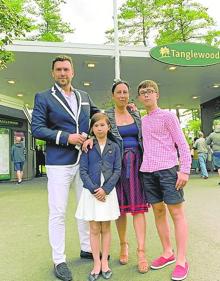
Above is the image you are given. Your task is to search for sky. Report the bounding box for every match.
[61,0,220,44]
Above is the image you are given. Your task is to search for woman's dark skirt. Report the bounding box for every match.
[116,147,150,215]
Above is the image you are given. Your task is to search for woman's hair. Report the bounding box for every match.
[111,80,130,94]
[90,112,111,135]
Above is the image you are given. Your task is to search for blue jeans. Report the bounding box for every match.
[198,153,208,177]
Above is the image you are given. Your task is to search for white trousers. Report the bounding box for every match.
[46,165,90,265]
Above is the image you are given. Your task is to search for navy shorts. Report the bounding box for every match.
[14,162,24,171]
[141,166,184,205]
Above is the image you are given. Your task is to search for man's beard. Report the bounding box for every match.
[56,78,70,88]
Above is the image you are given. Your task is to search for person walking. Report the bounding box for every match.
[31,55,99,281]
[138,80,191,281]
[11,136,25,184]
[76,113,121,281]
[193,132,209,179]
[206,122,220,185]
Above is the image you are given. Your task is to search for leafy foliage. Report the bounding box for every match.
[105,0,220,47]
[27,0,74,42]
[155,0,220,46]
[105,0,156,46]
[0,0,32,69]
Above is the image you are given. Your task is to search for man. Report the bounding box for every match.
[31,55,99,281]
[193,131,209,179]
[206,122,220,185]
[138,80,191,281]
[11,135,25,184]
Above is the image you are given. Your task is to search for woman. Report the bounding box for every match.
[105,80,149,273]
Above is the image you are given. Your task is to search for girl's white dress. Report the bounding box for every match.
[75,144,120,222]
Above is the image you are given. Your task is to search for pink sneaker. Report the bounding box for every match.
[151,254,176,269]
[172,262,189,280]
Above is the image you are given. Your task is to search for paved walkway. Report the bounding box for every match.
[0,174,219,281]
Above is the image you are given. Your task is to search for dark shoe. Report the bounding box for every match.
[80,250,93,259]
[80,250,110,260]
[102,270,112,279]
[203,176,208,179]
[54,262,72,281]
[88,272,100,281]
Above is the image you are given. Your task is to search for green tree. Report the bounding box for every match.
[29,0,74,42]
[105,0,220,47]
[155,0,220,46]
[0,0,31,69]
[105,0,156,46]
[186,119,201,137]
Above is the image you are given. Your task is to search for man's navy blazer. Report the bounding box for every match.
[31,85,99,165]
[80,139,121,195]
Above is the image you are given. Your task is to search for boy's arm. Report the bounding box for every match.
[166,114,191,189]
[166,113,191,175]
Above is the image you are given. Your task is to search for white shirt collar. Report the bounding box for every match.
[55,83,74,97]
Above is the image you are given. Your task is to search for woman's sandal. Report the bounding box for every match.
[119,242,129,265]
[137,248,149,273]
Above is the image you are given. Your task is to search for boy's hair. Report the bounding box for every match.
[52,55,73,70]
[112,80,130,94]
[137,80,159,94]
[90,112,111,135]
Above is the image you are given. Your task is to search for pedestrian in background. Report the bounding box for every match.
[206,122,220,185]
[193,132,208,179]
[11,136,25,184]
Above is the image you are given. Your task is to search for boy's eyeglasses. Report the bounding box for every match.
[139,89,156,96]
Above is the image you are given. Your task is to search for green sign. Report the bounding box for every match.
[150,42,220,66]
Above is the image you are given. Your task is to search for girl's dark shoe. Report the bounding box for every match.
[88,272,100,281]
[102,270,112,279]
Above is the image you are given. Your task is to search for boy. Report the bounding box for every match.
[138,80,191,281]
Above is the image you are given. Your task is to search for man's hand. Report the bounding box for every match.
[82,138,94,152]
[176,172,189,190]
[94,187,106,202]
[68,133,87,145]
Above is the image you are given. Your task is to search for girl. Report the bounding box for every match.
[76,112,121,281]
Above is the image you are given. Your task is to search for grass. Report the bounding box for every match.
[0,174,220,281]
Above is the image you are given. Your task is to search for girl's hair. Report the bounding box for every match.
[111,80,130,94]
[90,112,111,135]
